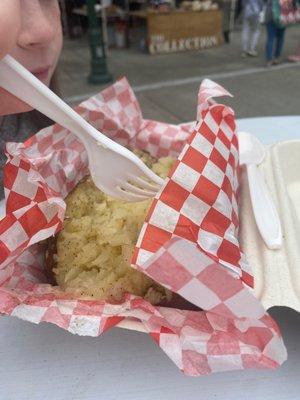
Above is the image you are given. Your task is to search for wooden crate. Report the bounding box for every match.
[147,10,223,55]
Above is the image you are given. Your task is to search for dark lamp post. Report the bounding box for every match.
[87,0,113,84]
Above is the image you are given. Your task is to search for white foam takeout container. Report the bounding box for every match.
[1,140,299,332]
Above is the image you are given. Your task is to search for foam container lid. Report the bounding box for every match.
[239,139,300,312]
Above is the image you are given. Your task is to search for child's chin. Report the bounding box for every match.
[0,89,33,116]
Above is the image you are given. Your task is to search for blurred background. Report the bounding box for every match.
[59,0,300,121]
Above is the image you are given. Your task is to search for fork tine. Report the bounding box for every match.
[117,179,156,197]
[115,186,150,202]
[127,173,162,192]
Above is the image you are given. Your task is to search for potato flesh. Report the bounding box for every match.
[54,155,175,304]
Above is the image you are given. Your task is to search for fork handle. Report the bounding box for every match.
[247,163,282,249]
[0,55,111,146]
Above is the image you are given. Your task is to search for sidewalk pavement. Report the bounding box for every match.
[58,24,300,122]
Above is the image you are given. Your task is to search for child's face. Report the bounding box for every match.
[0,1,21,60]
[0,0,63,116]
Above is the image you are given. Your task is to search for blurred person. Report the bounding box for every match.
[235,0,243,20]
[216,0,232,43]
[265,0,286,66]
[241,0,264,57]
[0,0,63,198]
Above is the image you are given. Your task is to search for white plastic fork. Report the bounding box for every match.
[0,55,163,202]
[238,131,282,249]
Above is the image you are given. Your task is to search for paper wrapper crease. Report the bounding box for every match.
[0,78,287,376]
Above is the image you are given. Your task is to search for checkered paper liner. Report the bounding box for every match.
[133,79,253,287]
[0,78,287,376]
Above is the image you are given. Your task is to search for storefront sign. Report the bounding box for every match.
[149,35,219,54]
[147,10,223,55]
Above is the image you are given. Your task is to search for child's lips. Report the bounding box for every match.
[31,66,51,81]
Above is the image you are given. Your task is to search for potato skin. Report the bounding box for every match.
[44,236,58,286]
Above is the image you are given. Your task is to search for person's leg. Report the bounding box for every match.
[274,27,286,60]
[242,15,250,53]
[249,15,260,53]
[224,30,230,43]
[266,21,276,62]
[235,0,243,20]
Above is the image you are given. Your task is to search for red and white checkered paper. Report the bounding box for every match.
[0,78,287,376]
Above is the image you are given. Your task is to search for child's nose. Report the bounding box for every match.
[18,3,56,49]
